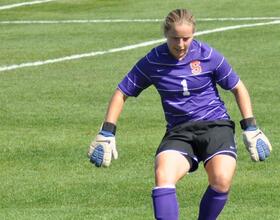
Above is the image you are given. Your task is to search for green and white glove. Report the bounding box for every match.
[88,122,118,167]
[240,117,272,162]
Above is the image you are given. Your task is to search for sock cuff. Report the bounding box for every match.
[153,184,175,190]
[152,186,176,197]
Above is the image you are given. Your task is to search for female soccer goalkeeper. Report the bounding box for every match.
[88,8,272,220]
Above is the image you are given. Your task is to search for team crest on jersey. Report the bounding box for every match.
[190,60,202,74]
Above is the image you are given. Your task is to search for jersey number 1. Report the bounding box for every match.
[181,79,190,96]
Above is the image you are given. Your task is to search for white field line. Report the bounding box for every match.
[0,0,54,10]
[1,20,280,73]
[198,17,280,21]
[1,17,280,24]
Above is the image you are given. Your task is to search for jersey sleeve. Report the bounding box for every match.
[118,57,152,97]
[213,50,240,90]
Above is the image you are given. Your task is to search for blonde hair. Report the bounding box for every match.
[163,9,196,36]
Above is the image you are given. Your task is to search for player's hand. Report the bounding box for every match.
[242,128,272,162]
[88,122,118,167]
[240,117,272,162]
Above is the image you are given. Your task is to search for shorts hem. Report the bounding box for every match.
[204,150,237,165]
[156,149,199,173]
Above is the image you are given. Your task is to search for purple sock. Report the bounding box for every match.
[152,187,179,220]
[198,186,228,220]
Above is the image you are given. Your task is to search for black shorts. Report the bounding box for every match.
[156,120,237,172]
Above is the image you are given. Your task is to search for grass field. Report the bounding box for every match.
[0,0,279,219]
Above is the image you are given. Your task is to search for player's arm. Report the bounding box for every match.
[88,89,128,167]
[104,88,128,124]
[231,80,272,161]
[87,56,152,167]
[231,80,253,119]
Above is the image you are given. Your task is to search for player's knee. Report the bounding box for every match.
[155,167,177,186]
[210,174,232,192]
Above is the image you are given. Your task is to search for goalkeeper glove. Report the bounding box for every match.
[240,117,272,162]
[88,122,118,167]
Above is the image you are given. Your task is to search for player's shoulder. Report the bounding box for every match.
[193,39,222,61]
[134,44,166,64]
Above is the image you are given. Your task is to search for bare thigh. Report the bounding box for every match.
[155,151,191,187]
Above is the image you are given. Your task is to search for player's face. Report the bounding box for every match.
[166,23,194,60]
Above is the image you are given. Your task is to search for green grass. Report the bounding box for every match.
[0,0,279,219]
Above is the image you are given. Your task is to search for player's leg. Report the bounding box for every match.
[198,154,236,220]
[206,154,236,192]
[152,150,191,220]
[155,150,191,186]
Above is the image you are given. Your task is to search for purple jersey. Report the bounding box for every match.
[118,39,240,129]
